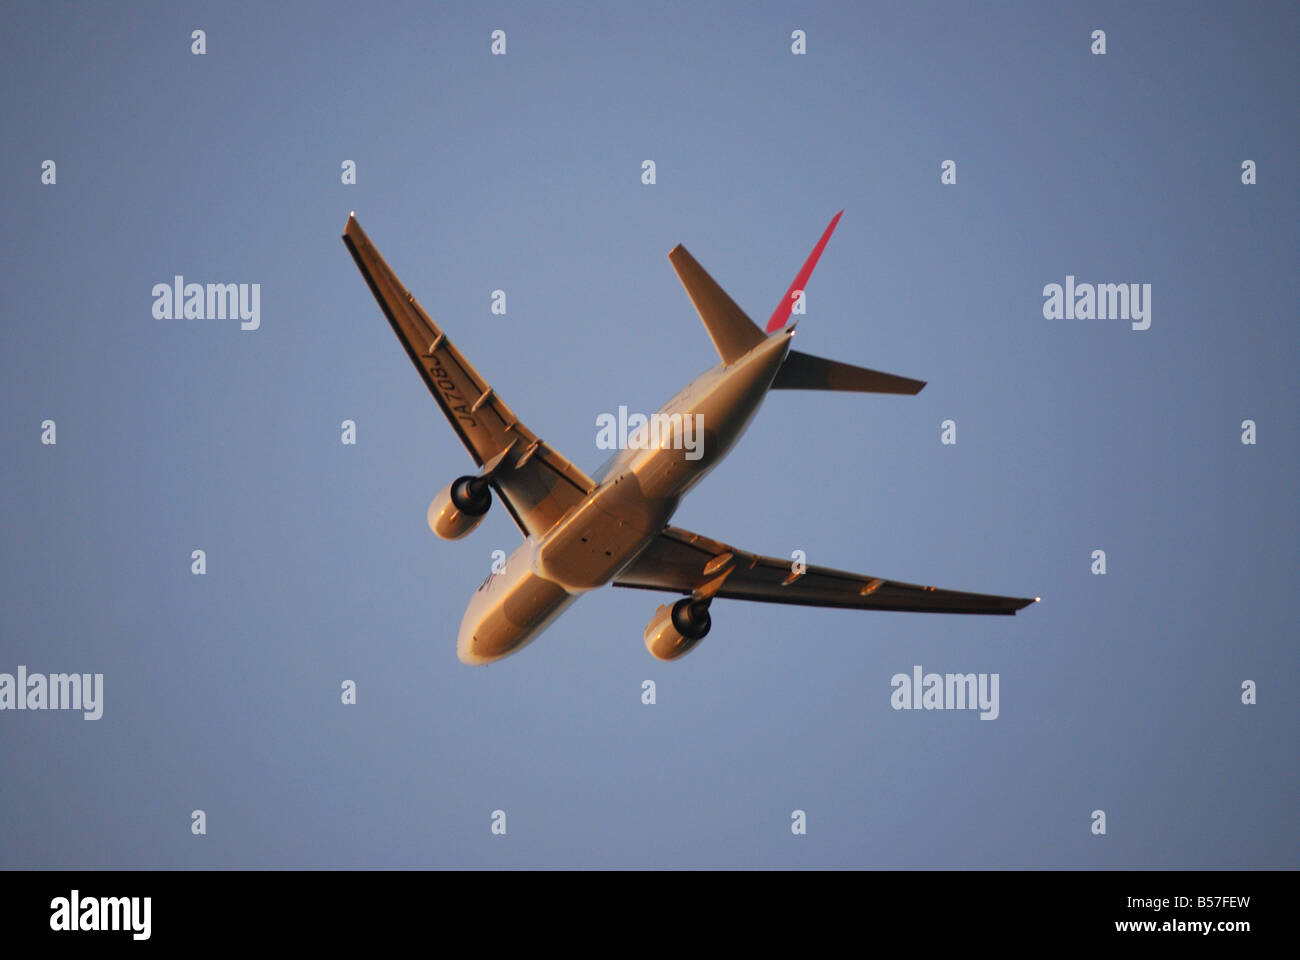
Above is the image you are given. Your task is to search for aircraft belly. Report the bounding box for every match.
[534,485,675,591]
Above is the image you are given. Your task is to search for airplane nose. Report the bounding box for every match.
[456,612,509,665]
[454,593,542,665]
[456,620,484,665]
[456,572,575,665]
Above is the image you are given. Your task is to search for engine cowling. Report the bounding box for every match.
[644,597,711,661]
[427,475,491,540]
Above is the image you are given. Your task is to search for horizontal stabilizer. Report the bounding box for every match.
[668,245,766,365]
[771,350,926,395]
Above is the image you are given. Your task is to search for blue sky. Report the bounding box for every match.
[1,0,1295,867]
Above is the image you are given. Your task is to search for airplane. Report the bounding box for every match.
[342,211,1037,665]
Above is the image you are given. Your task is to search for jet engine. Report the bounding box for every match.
[427,475,492,540]
[644,597,712,661]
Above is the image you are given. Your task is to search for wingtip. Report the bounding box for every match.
[343,212,371,245]
[1009,595,1039,614]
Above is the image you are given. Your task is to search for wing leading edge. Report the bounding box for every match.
[342,214,595,538]
[614,526,1037,615]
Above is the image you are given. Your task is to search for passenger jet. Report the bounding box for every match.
[342,212,1037,665]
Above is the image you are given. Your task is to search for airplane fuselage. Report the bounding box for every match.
[456,329,795,664]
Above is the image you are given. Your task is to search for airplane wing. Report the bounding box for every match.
[613,526,1037,615]
[342,215,596,537]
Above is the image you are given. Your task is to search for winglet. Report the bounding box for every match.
[766,210,843,333]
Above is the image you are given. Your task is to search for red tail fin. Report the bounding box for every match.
[765,210,843,333]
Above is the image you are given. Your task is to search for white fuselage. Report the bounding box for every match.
[456,329,794,664]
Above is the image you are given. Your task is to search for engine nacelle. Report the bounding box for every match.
[644,597,711,661]
[427,475,491,540]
